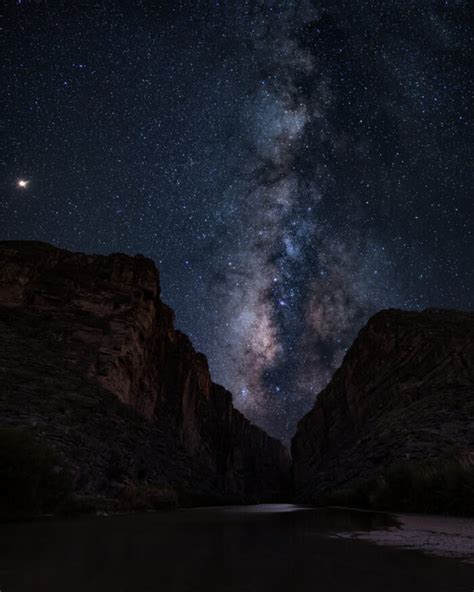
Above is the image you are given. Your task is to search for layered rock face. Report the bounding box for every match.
[0,241,289,502]
[292,309,474,502]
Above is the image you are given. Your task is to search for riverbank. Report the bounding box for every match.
[334,510,474,564]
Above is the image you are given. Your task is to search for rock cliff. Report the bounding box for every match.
[0,241,289,503]
[292,309,474,502]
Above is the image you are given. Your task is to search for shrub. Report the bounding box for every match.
[58,495,120,516]
[319,455,474,516]
[0,427,73,519]
[118,483,178,511]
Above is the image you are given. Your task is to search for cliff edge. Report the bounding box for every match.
[292,308,474,502]
[0,240,289,505]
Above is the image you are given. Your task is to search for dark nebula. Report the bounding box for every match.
[1,1,472,440]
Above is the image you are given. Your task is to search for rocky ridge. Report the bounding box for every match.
[292,308,474,502]
[0,241,290,503]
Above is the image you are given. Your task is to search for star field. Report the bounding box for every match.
[1,1,472,441]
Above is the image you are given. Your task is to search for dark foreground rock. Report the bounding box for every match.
[292,308,474,503]
[0,241,290,509]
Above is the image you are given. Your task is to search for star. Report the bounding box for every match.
[2,2,471,442]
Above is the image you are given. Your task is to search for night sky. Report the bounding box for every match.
[2,1,472,441]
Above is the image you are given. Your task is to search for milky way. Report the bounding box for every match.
[2,1,472,441]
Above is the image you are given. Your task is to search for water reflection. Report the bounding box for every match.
[192,503,312,513]
[0,505,472,592]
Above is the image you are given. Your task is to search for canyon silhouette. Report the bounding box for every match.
[1,1,472,591]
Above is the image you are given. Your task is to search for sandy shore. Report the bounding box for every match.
[335,512,474,564]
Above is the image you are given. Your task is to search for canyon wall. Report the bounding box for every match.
[0,241,289,503]
[292,309,474,502]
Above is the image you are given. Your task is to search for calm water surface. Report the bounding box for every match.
[0,504,472,591]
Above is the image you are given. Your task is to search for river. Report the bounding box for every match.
[0,504,472,591]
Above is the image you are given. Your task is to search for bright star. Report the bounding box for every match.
[17,179,30,189]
